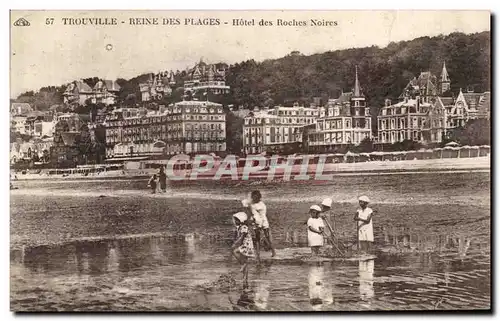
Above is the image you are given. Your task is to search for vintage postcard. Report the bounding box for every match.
[9,10,491,312]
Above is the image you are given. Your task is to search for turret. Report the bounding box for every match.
[440,61,451,94]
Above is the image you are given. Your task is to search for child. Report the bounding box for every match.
[354,195,374,253]
[231,212,255,287]
[307,205,325,256]
[245,190,276,260]
[148,174,158,194]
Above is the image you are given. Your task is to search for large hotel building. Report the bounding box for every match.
[377,62,491,145]
[103,100,226,160]
[305,68,372,152]
[243,105,319,154]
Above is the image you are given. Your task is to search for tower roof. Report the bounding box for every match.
[441,61,450,82]
[353,65,363,97]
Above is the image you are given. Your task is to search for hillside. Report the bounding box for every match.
[224,31,490,108]
[15,31,490,112]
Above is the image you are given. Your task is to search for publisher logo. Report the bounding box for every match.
[13,18,30,27]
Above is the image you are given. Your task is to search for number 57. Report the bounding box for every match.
[46,18,54,25]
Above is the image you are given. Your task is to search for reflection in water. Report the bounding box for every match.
[234,288,256,310]
[107,242,120,273]
[381,226,477,258]
[359,259,375,305]
[308,264,333,310]
[12,229,490,311]
[19,235,199,276]
[254,280,270,310]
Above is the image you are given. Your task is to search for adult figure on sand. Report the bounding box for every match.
[354,196,375,254]
[158,166,167,193]
[243,190,276,262]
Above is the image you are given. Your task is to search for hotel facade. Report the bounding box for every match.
[103,100,226,160]
[243,104,319,154]
[377,63,491,145]
[305,68,372,153]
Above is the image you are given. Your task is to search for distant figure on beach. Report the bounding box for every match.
[231,211,255,288]
[244,190,276,260]
[319,198,333,244]
[320,198,332,220]
[158,166,167,193]
[307,205,325,256]
[148,174,158,194]
[354,196,374,254]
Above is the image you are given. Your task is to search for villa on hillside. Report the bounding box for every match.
[63,79,121,107]
[377,62,491,146]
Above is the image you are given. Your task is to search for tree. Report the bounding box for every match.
[355,137,375,153]
[446,118,490,146]
[225,111,244,154]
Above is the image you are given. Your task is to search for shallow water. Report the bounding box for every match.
[10,171,490,311]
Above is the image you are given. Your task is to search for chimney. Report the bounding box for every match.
[385,99,391,107]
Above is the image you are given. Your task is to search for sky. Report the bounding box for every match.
[10,10,490,98]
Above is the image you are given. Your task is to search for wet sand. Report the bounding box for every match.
[10,171,490,311]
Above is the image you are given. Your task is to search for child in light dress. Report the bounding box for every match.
[231,212,255,287]
[307,205,325,256]
[354,195,374,253]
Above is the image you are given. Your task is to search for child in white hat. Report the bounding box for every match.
[354,196,374,253]
[307,205,325,256]
[231,211,255,287]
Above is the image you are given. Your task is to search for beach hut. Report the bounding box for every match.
[344,151,359,163]
[369,151,384,161]
[359,153,371,162]
[442,146,459,158]
[479,145,490,157]
[432,147,443,159]
[445,141,460,147]
[467,145,480,158]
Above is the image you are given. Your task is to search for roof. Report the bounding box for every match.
[379,99,432,115]
[477,92,491,116]
[231,109,251,118]
[328,92,353,105]
[273,105,318,112]
[60,132,81,146]
[353,66,363,97]
[400,71,438,98]
[441,62,450,82]
[11,103,33,115]
[440,97,454,106]
[94,80,121,92]
[246,111,278,119]
[174,100,222,107]
[462,92,483,107]
[64,80,93,94]
[26,110,47,118]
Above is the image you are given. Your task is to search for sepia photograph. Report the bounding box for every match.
[9,10,491,312]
